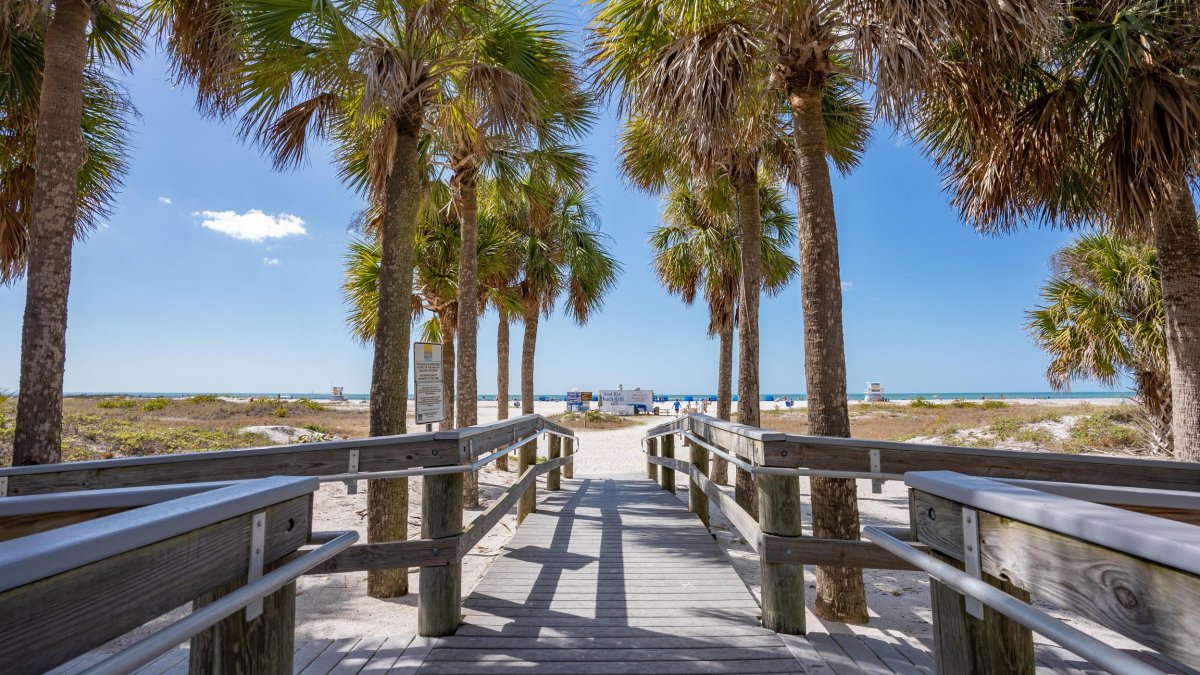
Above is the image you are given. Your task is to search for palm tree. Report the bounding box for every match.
[427,5,590,439]
[235,0,557,596]
[590,0,1042,623]
[915,0,1200,461]
[5,1,139,465]
[1029,232,1174,454]
[500,181,620,417]
[648,175,800,486]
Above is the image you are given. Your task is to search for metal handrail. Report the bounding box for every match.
[80,530,359,675]
[862,526,1160,675]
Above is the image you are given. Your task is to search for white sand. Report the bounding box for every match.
[89,400,1142,658]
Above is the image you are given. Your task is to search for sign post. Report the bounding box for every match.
[414,342,445,429]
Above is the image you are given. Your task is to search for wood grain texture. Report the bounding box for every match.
[757,473,805,634]
[648,455,761,551]
[419,473,462,637]
[189,571,296,675]
[915,490,1200,670]
[563,438,574,480]
[0,507,128,541]
[0,497,310,675]
[646,437,658,481]
[309,537,459,573]
[689,436,710,528]
[660,434,676,494]
[761,534,923,571]
[518,439,537,524]
[928,552,1034,675]
[547,435,561,492]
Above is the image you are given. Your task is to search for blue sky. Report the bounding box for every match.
[0,10,1105,396]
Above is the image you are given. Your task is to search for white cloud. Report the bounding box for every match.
[194,209,307,242]
[263,257,281,266]
[157,196,173,205]
[841,280,854,291]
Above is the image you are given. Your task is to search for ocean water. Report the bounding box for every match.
[65,390,1134,402]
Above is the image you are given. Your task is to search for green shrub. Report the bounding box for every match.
[1069,413,1139,450]
[949,400,979,409]
[908,397,937,409]
[987,418,1022,440]
[296,398,324,412]
[981,400,1010,409]
[141,398,171,412]
[187,394,220,404]
[1013,427,1054,445]
[273,406,289,418]
[302,423,330,434]
[97,398,137,409]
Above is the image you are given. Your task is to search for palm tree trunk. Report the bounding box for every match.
[11,0,91,467]
[364,118,422,598]
[453,165,480,507]
[496,308,510,471]
[521,303,539,416]
[789,85,867,623]
[732,163,761,519]
[712,312,733,486]
[1153,182,1200,462]
[440,311,456,432]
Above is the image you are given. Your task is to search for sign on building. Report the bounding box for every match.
[413,342,444,425]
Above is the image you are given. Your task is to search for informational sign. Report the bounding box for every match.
[566,391,594,411]
[413,342,444,425]
[598,388,653,412]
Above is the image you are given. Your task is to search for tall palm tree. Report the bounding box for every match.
[649,175,800,485]
[915,0,1200,461]
[590,0,1045,623]
[1028,232,1174,454]
[500,181,620,417]
[428,5,590,440]
[5,1,139,465]
[235,0,554,596]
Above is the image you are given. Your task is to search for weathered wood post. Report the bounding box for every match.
[914,492,1034,674]
[563,437,574,479]
[547,434,562,491]
[419,465,463,636]
[518,435,538,523]
[660,434,676,494]
[646,436,658,482]
[689,436,709,528]
[757,467,805,634]
[190,576,296,674]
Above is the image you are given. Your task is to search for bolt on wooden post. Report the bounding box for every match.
[547,435,562,491]
[660,434,676,493]
[756,447,805,634]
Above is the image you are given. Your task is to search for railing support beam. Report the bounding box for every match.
[929,553,1035,675]
[518,437,537,523]
[189,571,295,675]
[757,473,805,634]
[547,435,562,491]
[689,436,709,528]
[563,437,574,480]
[418,473,462,637]
[660,434,675,494]
[646,437,658,482]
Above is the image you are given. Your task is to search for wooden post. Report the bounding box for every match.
[418,473,462,637]
[689,437,709,528]
[660,434,676,494]
[757,473,805,634]
[190,576,295,674]
[563,437,574,479]
[930,553,1035,675]
[518,437,537,523]
[547,435,561,491]
[646,437,658,481]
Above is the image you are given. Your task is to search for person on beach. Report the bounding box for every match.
[673,400,681,416]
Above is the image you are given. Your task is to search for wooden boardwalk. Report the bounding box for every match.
[418,477,809,674]
[47,476,1199,674]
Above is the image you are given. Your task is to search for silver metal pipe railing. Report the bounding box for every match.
[677,431,903,481]
[81,530,359,675]
[862,526,1160,675]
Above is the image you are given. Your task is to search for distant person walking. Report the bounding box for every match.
[673,400,681,416]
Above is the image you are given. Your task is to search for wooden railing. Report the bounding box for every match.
[0,476,353,675]
[874,470,1200,673]
[0,413,577,672]
[642,414,1200,637]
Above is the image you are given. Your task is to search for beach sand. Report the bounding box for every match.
[82,398,1142,661]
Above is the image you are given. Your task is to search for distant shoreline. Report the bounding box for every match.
[62,390,1135,403]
